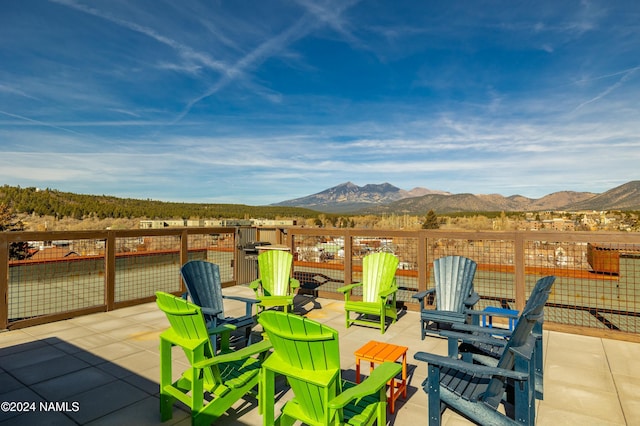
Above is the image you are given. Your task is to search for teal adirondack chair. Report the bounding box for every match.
[258,311,402,426]
[337,252,399,334]
[250,250,300,313]
[414,275,555,426]
[447,276,556,400]
[155,292,271,426]
[181,260,258,353]
[412,255,479,339]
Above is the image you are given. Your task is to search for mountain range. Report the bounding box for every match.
[272,181,640,214]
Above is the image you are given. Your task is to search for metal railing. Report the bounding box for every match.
[0,227,243,329]
[2,227,640,342]
[285,228,640,342]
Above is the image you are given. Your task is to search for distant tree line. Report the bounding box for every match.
[0,185,320,221]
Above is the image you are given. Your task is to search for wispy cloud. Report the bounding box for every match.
[50,0,228,74]
[0,110,88,137]
[574,66,640,110]
[174,1,363,123]
[0,84,40,100]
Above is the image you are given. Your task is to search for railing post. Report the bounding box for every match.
[105,231,116,311]
[0,233,8,329]
[418,234,428,292]
[514,232,526,311]
[180,229,189,265]
[180,229,189,292]
[288,232,295,255]
[344,231,353,284]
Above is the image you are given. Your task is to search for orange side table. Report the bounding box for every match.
[354,340,408,414]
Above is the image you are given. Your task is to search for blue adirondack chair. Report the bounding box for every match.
[446,276,556,400]
[181,260,258,353]
[413,255,479,339]
[414,275,555,425]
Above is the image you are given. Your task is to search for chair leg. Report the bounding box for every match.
[159,339,175,421]
[245,326,252,346]
[377,386,387,425]
[427,365,441,426]
[159,393,174,422]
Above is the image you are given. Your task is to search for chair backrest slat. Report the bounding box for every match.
[433,256,477,311]
[361,252,399,303]
[258,250,294,297]
[181,260,225,320]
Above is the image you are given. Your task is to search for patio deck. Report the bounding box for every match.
[1,285,639,425]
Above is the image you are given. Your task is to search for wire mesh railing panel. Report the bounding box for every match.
[189,232,236,283]
[3,228,640,340]
[8,239,105,323]
[350,235,419,303]
[114,235,181,302]
[293,234,345,295]
[528,240,640,333]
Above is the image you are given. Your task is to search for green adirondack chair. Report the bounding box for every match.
[413,275,555,426]
[258,311,402,426]
[337,251,400,333]
[250,250,300,313]
[155,291,272,426]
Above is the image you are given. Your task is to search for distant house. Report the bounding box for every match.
[139,219,186,229]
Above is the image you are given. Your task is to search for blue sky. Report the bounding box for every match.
[1,0,639,205]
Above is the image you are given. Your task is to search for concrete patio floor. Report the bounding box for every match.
[1,285,639,425]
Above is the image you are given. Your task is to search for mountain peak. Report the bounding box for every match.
[272,182,440,213]
[272,181,640,214]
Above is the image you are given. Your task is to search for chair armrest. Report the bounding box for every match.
[336,283,362,294]
[465,308,520,322]
[194,340,272,368]
[451,322,513,337]
[249,279,261,290]
[207,323,236,336]
[441,329,509,347]
[412,288,435,301]
[223,295,258,318]
[328,362,402,409]
[290,278,300,290]
[379,285,398,298]
[414,351,529,381]
[222,295,259,306]
[201,307,224,317]
[464,291,481,307]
